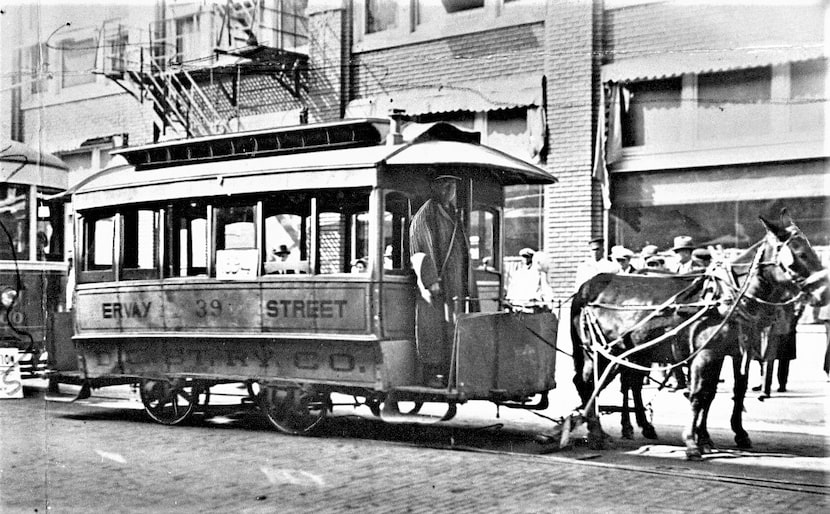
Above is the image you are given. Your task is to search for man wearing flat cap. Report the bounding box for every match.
[410,174,472,388]
[506,247,552,310]
[691,248,712,271]
[574,237,619,288]
[610,245,636,274]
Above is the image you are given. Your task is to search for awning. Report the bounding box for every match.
[346,74,543,117]
[602,44,825,83]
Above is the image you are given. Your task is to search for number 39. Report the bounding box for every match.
[195,299,222,318]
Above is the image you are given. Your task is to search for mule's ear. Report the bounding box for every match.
[759,215,789,241]
[779,208,795,228]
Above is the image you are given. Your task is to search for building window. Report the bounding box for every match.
[442,0,484,13]
[366,0,397,33]
[27,43,48,94]
[697,66,771,140]
[790,59,825,133]
[173,16,196,64]
[622,78,682,148]
[417,0,483,25]
[61,38,96,88]
[273,0,308,49]
[104,28,128,74]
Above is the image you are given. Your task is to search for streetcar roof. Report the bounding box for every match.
[71,119,555,210]
[0,139,69,189]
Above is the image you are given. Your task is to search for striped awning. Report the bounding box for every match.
[602,44,825,83]
[346,75,543,117]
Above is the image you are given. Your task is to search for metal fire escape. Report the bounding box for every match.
[99,0,308,141]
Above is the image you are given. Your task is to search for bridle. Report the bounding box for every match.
[745,229,825,308]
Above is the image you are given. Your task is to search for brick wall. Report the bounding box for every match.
[605,3,823,61]
[21,93,153,154]
[543,0,600,298]
[306,6,348,123]
[351,23,545,99]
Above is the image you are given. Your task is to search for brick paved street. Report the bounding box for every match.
[0,385,827,514]
[0,327,826,513]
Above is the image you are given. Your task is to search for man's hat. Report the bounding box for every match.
[672,236,695,252]
[274,244,290,256]
[610,245,634,260]
[692,248,712,261]
[433,174,462,182]
[519,248,535,258]
[641,244,659,257]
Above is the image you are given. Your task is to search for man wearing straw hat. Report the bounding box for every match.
[669,235,695,274]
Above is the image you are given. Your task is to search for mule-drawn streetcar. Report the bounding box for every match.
[65,118,560,434]
[1,140,71,379]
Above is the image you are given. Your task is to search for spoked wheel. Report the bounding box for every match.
[140,378,203,425]
[258,385,329,435]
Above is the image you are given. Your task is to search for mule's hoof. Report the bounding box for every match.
[587,433,610,450]
[621,427,634,440]
[685,448,702,461]
[642,425,658,440]
[735,434,752,449]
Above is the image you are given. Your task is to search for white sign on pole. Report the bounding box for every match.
[0,348,24,399]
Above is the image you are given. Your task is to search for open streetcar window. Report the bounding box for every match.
[263,193,310,275]
[79,212,116,283]
[0,184,29,260]
[383,191,410,274]
[167,202,208,277]
[122,208,159,280]
[316,189,370,274]
[36,188,65,262]
[470,208,498,272]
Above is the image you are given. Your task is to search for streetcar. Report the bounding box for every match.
[0,139,72,378]
[65,118,560,434]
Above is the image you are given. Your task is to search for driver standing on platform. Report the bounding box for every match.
[410,174,470,388]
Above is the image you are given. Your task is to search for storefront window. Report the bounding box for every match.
[611,197,829,254]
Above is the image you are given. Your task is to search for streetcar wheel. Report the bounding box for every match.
[140,378,201,426]
[259,386,328,435]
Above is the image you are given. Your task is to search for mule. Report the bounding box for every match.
[571,210,829,460]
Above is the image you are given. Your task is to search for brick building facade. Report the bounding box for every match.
[1,0,826,299]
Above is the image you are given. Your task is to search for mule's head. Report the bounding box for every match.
[759,209,830,307]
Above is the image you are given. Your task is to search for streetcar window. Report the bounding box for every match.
[79,213,116,283]
[36,189,65,262]
[383,191,410,274]
[168,202,208,277]
[0,184,29,260]
[122,208,159,280]
[470,208,497,272]
[316,189,370,274]
[214,203,257,278]
[262,192,311,275]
